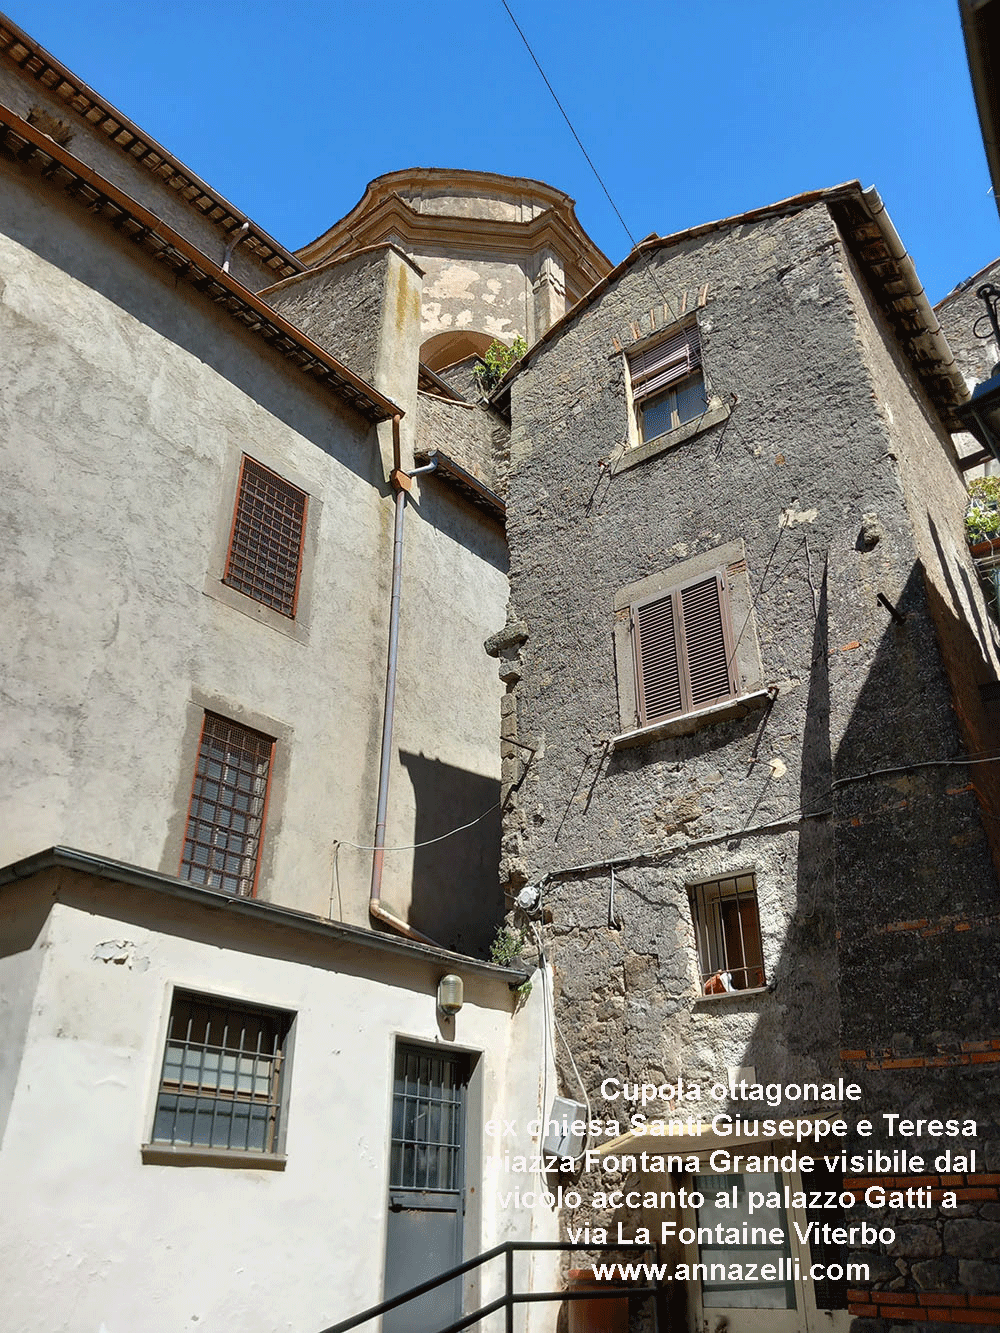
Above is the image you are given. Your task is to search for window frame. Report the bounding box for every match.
[616,318,731,473]
[222,454,308,620]
[203,450,319,643]
[144,988,294,1167]
[687,872,767,995]
[178,712,276,899]
[637,371,709,442]
[631,568,739,726]
[612,540,768,743]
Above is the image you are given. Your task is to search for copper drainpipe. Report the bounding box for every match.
[369,415,438,943]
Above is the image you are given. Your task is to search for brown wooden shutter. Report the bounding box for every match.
[633,569,736,724]
[628,323,701,400]
[679,574,735,708]
[634,592,683,723]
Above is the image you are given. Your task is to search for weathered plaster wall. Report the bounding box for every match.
[397,184,551,225]
[414,250,535,343]
[0,158,504,953]
[0,871,558,1333]
[0,56,281,292]
[498,201,1000,1299]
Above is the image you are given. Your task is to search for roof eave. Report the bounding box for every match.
[0,104,399,423]
[0,846,528,984]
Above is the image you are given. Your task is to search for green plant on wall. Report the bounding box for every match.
[966,476,1000,544]
[489,924,533,1002]
[489,924,524,966]
[472,336,527,394]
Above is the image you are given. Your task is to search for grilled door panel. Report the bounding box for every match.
[383,1045,468,1333]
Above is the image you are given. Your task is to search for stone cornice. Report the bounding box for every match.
[299,169,611,297]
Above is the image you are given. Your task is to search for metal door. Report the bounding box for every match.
[383,1044,468,1333]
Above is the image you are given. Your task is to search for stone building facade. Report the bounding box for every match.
[494,184,1000,1332]
[0,14,565,1333]
[3,8,1000,1333]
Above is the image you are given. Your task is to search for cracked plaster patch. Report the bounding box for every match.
[92,939,150,971]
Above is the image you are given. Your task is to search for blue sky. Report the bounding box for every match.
[6,0,998,306]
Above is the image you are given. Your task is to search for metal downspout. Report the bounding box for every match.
[369,415,439,942]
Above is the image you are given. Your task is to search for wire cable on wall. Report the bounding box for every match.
[333,801,500,853]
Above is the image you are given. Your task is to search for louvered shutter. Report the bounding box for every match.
[679,574,735,708]
[628,324,702,401]
[634,593,683,723]
[633,570,736,724]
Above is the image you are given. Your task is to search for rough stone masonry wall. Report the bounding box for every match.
[260,247,391,386]
[828,232,1000,1332]
[936,257,1000,390]
[415,391,500,489]
[934,256,1000,485]
[499,201,1000,1328]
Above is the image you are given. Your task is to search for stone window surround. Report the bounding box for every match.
[160,689,294,898]
[614,318,731,474]
[140,983,296,1170]
[612,539,768,747]
[203,447,323,645]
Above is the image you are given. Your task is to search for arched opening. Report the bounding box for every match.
[420,330,497,373]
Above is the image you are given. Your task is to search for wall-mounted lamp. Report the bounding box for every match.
[437,974,464,1015]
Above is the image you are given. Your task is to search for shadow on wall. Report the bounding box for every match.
[831,558,1000,1057]
[738,561,840,1084]
[399,752,503,959]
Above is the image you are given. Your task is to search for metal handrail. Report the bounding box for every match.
[318,1239,660,1333]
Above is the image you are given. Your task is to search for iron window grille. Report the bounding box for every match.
[179,713,274,897]
[688,873,766,993]
[390,1045,464,1193]
[151,991,291,1153]
[631,570,738,724]
[223,456,307,618]
[628,322,707,442]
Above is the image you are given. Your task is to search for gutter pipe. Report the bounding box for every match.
[369,416,439,942]
[860,186,968,409]
[222,220,250,275]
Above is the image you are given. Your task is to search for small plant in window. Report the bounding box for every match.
[472,336,527,394]
[966,476,1000,545]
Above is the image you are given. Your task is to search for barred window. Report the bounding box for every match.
[152,992,291,1153]
[223,457,307,618]
[689,873,766,993]
[179,714,274,897]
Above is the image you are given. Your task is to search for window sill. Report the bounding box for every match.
[141,1143,287,1170]
[203,578,309,645]
[614,398,731,474]
[692,986,769,1007]
[612,688,773,748]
